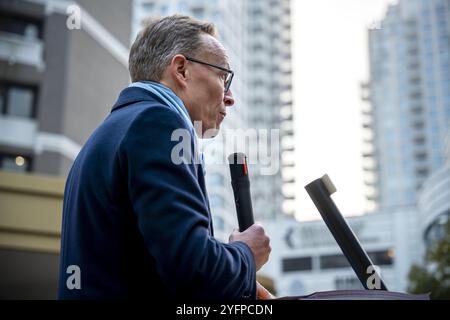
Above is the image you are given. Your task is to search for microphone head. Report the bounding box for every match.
[228,152,248,180]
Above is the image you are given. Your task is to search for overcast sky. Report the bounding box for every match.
[291,0,397,221]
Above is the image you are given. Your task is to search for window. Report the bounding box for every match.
[320,254,351,270]
[414,152,427,161]
[0,13,43,39]
[412,121,424,130]
[8,87,35,117]
[416,168,429,178]
[142,2,154,13]
[0,86,5,113]
[0,83,37,118]
[0,154,32,172]
[320,250,394,270]
[282,257,312,272]
[413,136,425,145]
[368,250,394,266]
[191,7,204,19]
[251,7,263,17]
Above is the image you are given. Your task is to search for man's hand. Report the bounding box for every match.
[229,223,271,271]
[256,281,276,300]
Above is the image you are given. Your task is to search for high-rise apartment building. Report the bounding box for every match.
[362,0,450,210]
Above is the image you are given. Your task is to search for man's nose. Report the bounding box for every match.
[224,89,235,107]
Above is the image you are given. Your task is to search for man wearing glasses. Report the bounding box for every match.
[58,15,272,300]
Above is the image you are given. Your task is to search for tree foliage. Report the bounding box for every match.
[408,221,450,299]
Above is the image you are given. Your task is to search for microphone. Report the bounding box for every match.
[305,174,388,291]
[228,153,255,231]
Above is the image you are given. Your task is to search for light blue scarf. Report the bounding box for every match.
[129,81,193,133]
[128,81,205,175]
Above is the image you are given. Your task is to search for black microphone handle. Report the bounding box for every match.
[228,153,255,232]
[231,178,255,231]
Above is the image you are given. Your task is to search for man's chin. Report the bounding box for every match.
[201,125,220,139]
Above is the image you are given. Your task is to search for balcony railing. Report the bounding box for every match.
[0,31,44,69]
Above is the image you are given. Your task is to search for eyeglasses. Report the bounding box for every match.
[185,56,234,93]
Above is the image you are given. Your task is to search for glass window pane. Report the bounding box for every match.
[0,14,42,38]
[0,155,29,173]
[282,257,312,272]
[368,250,394,266]
[0,86,5,113]
[142,2,154,13]
[320,254,351,270]
[191,7,204,19]
[7,87,34,118]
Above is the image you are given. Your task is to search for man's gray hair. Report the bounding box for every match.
[129,14,217,82]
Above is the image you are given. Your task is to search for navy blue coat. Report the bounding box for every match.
[57,86,256,300]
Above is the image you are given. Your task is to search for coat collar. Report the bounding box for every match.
[111,86,167,113]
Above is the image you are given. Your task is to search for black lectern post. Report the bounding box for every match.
[305,174,387,290]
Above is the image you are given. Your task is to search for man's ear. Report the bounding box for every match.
[170,54,189,90]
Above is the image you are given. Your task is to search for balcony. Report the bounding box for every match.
[0,31,44,69]
[364,178,378,187]
[282,145,295,153]
[360,90,371,102]
[365,194,379,202]
[361,142,375,156]
[362,164,378,172]
[0,115,37,150]
[362,116,373,129]
[283,177,296,184]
